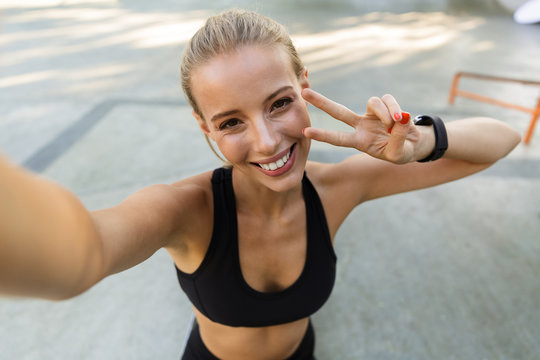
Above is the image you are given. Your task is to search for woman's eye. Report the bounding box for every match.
[271,98,292,112]
[219,118,240,130]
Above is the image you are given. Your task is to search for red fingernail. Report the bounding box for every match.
[388,126,393,134]
[393,113,400,120]
[400,112,410,124]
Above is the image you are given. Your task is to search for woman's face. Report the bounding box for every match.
[191,44,311,192]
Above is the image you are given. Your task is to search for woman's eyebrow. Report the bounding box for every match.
[210,86,294,123]
[264,85,293,103]
[210,109,240,123]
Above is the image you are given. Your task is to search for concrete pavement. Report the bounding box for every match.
[1,1,539,359]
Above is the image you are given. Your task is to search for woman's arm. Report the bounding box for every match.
[439,117,521,163]
[0,154,104,299]
[355,117,520,202]
[0,154,204,300]
[302,88,521,204]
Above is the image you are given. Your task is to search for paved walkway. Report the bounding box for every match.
[1,1,539,359]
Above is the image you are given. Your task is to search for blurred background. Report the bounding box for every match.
[0,0,539,359]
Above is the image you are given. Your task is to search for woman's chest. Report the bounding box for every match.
[236,211,307,293]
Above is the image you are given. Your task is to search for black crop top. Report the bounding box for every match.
[175,167,337,327]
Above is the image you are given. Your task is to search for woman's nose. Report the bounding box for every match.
[251,117,280,155]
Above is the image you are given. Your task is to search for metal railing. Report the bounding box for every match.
[448,71,540,144]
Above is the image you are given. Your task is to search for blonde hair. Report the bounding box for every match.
[180,9,304,118]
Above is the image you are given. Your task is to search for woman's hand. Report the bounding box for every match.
[301,88,426,164]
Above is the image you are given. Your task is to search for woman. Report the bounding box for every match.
[0,9,520,360]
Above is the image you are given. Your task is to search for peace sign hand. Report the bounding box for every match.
[301,88,421,164]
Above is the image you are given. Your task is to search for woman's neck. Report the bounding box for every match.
[231,167,303,219]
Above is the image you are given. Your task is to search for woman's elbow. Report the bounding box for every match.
[499,121,522,157]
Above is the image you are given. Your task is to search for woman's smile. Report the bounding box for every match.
[252,144,296,176]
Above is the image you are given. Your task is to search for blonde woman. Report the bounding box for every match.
[0,9,520,360]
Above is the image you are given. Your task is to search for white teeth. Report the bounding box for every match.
[258,148,292,171]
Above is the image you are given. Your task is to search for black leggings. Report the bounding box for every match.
[181,319,316,360]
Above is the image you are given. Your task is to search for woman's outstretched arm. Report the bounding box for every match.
[0,154,204,300]
[0,154,104,299]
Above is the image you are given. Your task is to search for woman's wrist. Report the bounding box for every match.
[412,115,448,162]
[413,124,436,162]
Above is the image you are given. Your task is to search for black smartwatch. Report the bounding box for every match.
[414,115,448,162]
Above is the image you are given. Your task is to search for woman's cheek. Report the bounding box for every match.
[219,135,247,163]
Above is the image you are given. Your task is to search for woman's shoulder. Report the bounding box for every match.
[167,170,215,222]
[119,170,215,242]
[305,154,373,190]
[128,170,214,208]
[170,169,214,198]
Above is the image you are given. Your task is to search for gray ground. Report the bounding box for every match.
[0,0,539,359]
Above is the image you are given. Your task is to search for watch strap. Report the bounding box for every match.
[414,115,448,162]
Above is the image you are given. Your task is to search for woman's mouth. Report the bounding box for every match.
[252,144,296,176]
[258,150,291,171]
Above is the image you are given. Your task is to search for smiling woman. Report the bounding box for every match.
[0,8,521,360]
[188,43,311,193]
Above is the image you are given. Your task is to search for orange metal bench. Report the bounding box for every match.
[448,71,540,144]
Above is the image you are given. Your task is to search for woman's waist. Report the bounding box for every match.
[194,307,310,360]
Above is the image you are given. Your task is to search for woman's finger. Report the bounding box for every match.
[384,112,413,163]
[381,93,403,126]
[301,88,359,127]
[385,123,408,161]
[303,127,357,148]
[366,96,395,129]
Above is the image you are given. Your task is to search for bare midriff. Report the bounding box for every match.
[193,307,309,360]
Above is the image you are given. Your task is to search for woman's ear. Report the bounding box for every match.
[299,67,311,107]
[193,110,214,140]
[299,67,310,90]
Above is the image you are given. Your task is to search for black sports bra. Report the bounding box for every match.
[175,167,337,327]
